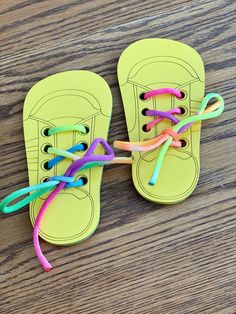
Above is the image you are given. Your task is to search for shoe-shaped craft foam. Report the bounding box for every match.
[23,70,112,245]
[117,39,205,204]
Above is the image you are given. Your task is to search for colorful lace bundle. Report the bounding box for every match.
[0,129,131,271]
[114,89,224,185]
[0,89,224,271]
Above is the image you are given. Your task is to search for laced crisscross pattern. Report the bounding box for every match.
[0,124,132,271]
[114,88,224,185]
[0,91,225,272]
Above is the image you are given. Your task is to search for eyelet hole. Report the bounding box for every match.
[43,161,51,170]
[178,106,187,115]
[78,176,88,185]
[81,142,88,151]
[80,125,89,135]
[142,124,150,132]
[41,177,50,183]
[139,92,149,101]
[139,92,146,100]
[180,139,188,148]
[84,126,89,133]
[179,90,187,100]
[42,144,52,153]
[42,127,50,137]
[142,108,149,116]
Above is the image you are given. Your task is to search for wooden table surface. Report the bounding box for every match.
[0,0,236,313]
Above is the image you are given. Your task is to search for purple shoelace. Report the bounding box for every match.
[34,138,115,272]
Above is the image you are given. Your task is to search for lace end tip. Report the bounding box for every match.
[149,174,158,185]
[45,265,52,272]
[41,260,52,272]
[148,180,155,186]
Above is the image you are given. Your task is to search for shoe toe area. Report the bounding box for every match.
[134,151,199,204]
[30,189,98,245]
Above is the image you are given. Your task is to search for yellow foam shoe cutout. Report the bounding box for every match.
[23,71,112,245]
[117,39,205,204]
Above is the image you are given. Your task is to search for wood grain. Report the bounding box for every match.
[0,0,236,313]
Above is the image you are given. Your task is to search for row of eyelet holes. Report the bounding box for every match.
[140,90,188,148]
[40,126,90,184]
